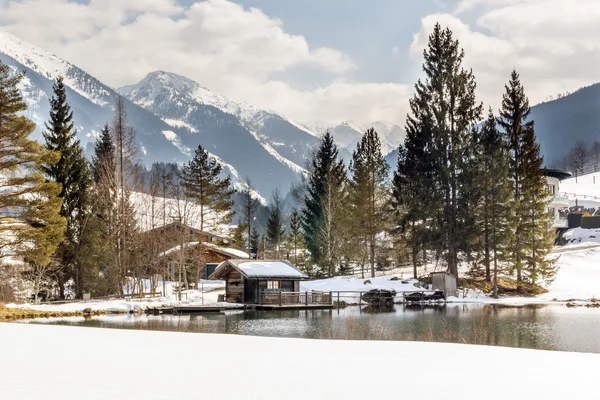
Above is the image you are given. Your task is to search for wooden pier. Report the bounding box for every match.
[147,305,243,315]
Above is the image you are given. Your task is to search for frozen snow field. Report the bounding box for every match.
[0,323,599,400]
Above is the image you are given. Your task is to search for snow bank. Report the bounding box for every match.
[0,323,598,400]
[563,227,600,247]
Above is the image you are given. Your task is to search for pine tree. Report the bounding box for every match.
[89,124,119,294]
[42,76,92,298]
[405,23,483,276]
[288,208,303,265]
[521,128,557,285]
[302,132,347,276]
[183,144,234,283]
[240,177,259,253]
[266,189,285,259]
[349,128,390,278]
[250,228,261,257]
[478,109,514,295]
[0,61,66,269]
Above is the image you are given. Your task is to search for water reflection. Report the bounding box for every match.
[21,304,600,353]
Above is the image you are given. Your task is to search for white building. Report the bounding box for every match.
[543,169,572,229]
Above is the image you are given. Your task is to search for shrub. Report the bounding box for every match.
[568,212,588,229]
[581,215,600,229]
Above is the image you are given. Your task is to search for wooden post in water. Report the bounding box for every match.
[305,291,309,306]
[279,291,282,306]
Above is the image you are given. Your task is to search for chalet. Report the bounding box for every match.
[209,259,309,304]
[160,242,249,280]
[543,168,572,230]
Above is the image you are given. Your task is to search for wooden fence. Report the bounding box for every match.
[261,291,333,306]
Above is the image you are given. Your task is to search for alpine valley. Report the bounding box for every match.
[0,29,405,198]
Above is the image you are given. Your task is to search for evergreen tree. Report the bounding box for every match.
[240,177,259,253]
[42,77,92,297]
[89,124,119,294]
[302,132,347,276]
[250,228,261,256]
[349,128,390,278]
[498,70,556,287]
[266,189,285,259]
[0,61,66,269]
[183,144,234,283]
[478,109,514,294]
[404,23,482,276]
[521,129,557,285]
[288,208,303,265]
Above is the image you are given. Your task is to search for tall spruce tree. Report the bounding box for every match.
[183,145,234,283]
[240,177,259,253]
[478,109,514,294]
[302,132,347,276]
[349,128,390,278]
[405,23,483,276]
[288,208,303,266]
[250,228,261,257]
[42,77,92,297]
[89,124,119,294]
[521,128,557,285]
[266,189,285,259]
[0,61,65,269]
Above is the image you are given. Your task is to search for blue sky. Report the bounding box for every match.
[1,0,598,125]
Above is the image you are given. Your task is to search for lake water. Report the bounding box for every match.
[22,304,600,353]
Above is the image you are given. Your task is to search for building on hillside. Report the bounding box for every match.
[209,259,310,304]
[159,241,249,280]
[543,168,572,229]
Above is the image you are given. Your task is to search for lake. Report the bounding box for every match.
[19,304,600,353]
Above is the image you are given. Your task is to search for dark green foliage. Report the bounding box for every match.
[349,128,389,278]
[266,190,285,258]
[288,208,303,265]
[302,132,347,275]
[402,23,482,276]
[581,216,600,229]
[568,212,586,229]
[477,109,515,296]
[498,70,556,286]
[42,76,93,298]
[250,228,261,253]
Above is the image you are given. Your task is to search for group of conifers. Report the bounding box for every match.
[0,23,554,302]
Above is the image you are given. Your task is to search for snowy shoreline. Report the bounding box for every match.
[0,323,598,400]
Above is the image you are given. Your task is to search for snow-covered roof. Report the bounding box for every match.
[159,242,249,259]
[211,260,308,280]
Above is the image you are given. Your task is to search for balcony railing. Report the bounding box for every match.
[554,217,569,228]
[262,291,333,306]
[550,195,570,205]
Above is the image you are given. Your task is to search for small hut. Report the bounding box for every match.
[431,272,457,298]
[209,259,308,304]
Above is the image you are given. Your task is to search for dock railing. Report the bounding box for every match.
[261,291,333,306]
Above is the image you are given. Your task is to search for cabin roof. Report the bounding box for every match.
[159,242,249,259]
[542,168,573,181]
[210,259,308,280]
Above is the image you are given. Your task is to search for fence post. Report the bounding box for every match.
[330,291,333,306]
[337,291,340,306]
[305,291,309,306]
[279,291,282,306]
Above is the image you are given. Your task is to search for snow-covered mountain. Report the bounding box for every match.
[0,30,189,166]
[119,71,323,195]
[303,120,405,159]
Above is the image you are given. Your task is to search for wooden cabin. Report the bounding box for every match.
[159,242,249,281]
[209,259,309,304]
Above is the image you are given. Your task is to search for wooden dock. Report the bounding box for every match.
[255,304,334,310]
[147,306,242,315]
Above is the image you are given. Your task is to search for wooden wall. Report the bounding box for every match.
[225,271,244,303]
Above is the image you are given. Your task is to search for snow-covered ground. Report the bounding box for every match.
[563,227,600,247]
[561,171,600,208]
[6,279,228,313]
[0,323,597,400]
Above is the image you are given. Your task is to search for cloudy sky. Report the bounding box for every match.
[0,0,598,125]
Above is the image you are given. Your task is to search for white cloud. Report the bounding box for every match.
[0,0,409,125]
[413,1,600,111]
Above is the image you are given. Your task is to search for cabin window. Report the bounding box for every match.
[267,281,280,289]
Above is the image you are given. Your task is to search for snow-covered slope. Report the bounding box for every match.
[0,29,189,166]
[119,71,318,194]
